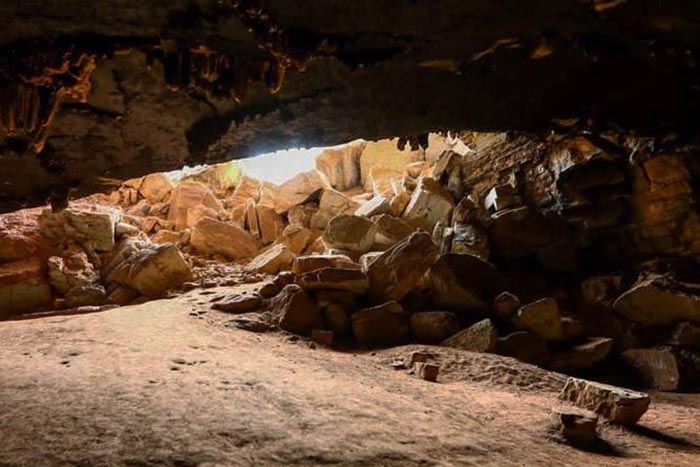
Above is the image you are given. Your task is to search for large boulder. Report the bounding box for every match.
[139,173,174,204]
[613,275,700,325]
[0,230,41,262]
[0,258,53,317]
[421,253,508,312]
[191,218,262,260]
[315,141,366,190]
[497,331,549,364]
[273,284,324,336]
[402,177,455,231]
[310,189,360,230]
[297,268,369,294]
[247,244,296,275]
[442,319,499,352]
[549,337,614,371]
[366,232,438,303]
[39,204,122,251]
[261,170,327,214]
[360,139,423,189]
[256,205,286,245]
[512,298,564,340]
[323,214,377,254]
[293,254,359,275]
[351,301,410,347]
[168,182,223,231]
[559,377,650,425]
[355,195,391,218]
[410,311,461,344]
[106,242,192,298]
[372,214,415,250]
[47,246,100,295]
[275,225,319,255]
[621,348,680,391]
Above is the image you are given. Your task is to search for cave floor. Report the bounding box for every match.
[1,288,700,467]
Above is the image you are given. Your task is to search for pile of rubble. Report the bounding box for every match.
[2,132,700,393]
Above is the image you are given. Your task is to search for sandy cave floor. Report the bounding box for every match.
[1,286,700,467]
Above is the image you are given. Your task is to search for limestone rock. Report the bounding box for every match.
[323,214,377,254]
[366,232,438,303]
[355,195,391,217]
[186,205,218,228]
[107,242,193,298]
[292,255,359,275]
[47,246,99,295]
[257,205,285,245]
[359,252,383,272]
[442,319,498,352]
[414,362,440,382]
[315,141,366,190]
[449,223,489,259]
[549,337,614,371]
[0,230,40,262]
[409,311,461,344]
[297,268,369,294]
[489,207,565,257]
[551,407,598,446]
[372,214,414,250]
[310,189,360,229]
[668,322,700,350]
[288,204,318,228]
[581,275,622,306]
[233,176,262,202]
[389,191,411,217]
[484,184,521,212]
[191,218,262,260]
[212,292,262,314]
[39,204,122,252]
[367,167,403,197]
[613,276,700,325]
[65,284,107,308]
[421,253,508,312]
[275,225,318,255]
[168,182,223,231]
[513,298,564,340]
[621,348,680,391]
[266,170,327,214]
[402,177,455,231]
[273,284,323,336]
[559,377,650,425]
[0,258,53,317]
[351,301,410,347]
[493,292,522,321]
[360,139,422,188]
[497,331,549,364]
[247,244,296,275]
[245,199,261,239]
[151,229,184,245]
[139,173,174,204]
[321,303,352,336]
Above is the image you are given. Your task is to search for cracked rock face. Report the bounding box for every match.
[1,0,700,210]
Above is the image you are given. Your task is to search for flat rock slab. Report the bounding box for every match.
[212,293,262,314]
[559,377,650,425]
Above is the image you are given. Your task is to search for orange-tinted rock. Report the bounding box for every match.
[191,218,261,260]
[351,301,410,347]
[0,258,53,317]
[315,141,366,190]
[168,182,223,231]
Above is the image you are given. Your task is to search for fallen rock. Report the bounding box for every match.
[151,229,184,245]
[275,225,318,255]
[247,244,296,275]
[323,214,377,254]
[613,275,700,325]
[372,214,414,250]
[410,311,460,344]
[549,337,614,371]
[497,331,549,365]
[668,322,700,350]
[359,252,383,272]
[513,298,564,340]
[311,329,334,346]
[186,205,219,228]
[272,284,323,336]
[315,141,366,191]
[191,218,262,260]
[292,254,359,275]
[389,191,411,217]
[351,301,410,347]
[621,348,680,391]
[232,176,262,202]
[212,292,262,314]
[449,223,490,259]
[559,377,650,425]
[65,284,107,308]
[489,207,565,257]
[107,285,139,306]
[355,195,391,217]
[0,230,40,262]
[257,205,285,245]
[106,242,193,298]
[484,184,521,212]
[288,204,318,228]
[414,362,440,382]
[310,189,359,230]
[39,205,122,252]
[265,170,326,214]
[551,406,598,446]
[402,177,455,231]
[139,173,174,204]
[297,268,369,294]
[442,319,498,352]
[320,303,352,336]
[493,292,522,321]
[47,246,99,295]
[360,139,422,189]
[581,275,622,306]
[168,182,223,231]
[421,253,508,312]
[366,232,438,303]
[0,258,53,317]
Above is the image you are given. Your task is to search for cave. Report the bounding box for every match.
[1,1,700,466]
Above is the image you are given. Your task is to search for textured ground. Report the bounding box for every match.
[1,287,700,467]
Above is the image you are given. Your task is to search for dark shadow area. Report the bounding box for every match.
[629,425,700,450]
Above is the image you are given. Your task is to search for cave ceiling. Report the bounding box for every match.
[0,0,699,211]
